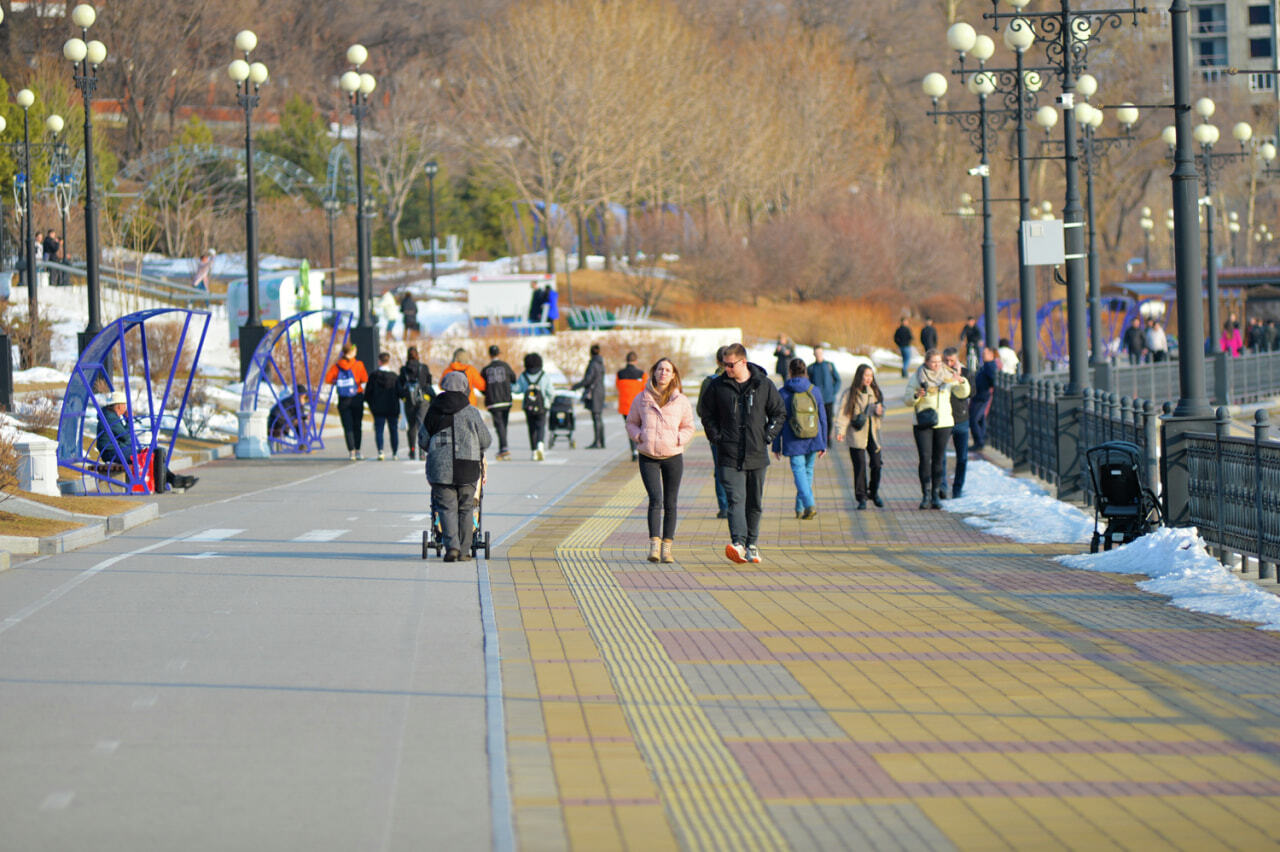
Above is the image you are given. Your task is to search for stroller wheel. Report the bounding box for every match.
[548,436,557,448]
[484,531,492,559]
[1103,534,1114,552]
[422,530,430,560]
[1089,532,1100,554]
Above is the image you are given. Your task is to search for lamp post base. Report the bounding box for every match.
[238,323,269,381]
[348,324,378,376]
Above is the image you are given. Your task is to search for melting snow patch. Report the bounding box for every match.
[1058,527,1280,631]
[942,459,1094,544]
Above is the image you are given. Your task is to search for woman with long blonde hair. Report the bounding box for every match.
[625,358,695,563]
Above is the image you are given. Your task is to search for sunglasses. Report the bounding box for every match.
[723,359,745,368]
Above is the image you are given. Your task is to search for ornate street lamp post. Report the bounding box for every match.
[340,45,377,371]
[229,30,269,380]
[425,160,439,288]
[62,3,106,352]
[47,114,73,284]
[13,89,37,328]
[323,196,340,311]
[1139,207,1153,269]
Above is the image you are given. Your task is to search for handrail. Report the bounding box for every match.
[36,258,225,307]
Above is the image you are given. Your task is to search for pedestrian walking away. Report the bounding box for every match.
[626,358,695,563]
[697,347,731,519]
[905,348,969,510]
[399,291,420,339]
[806,345,840,438]
[365,352,402,460]
[773,334,795,380]
[834,364,884,510]
[481,344,518,460]
[515,352,555,461]
[960,316,983,372]
[996,338,1020,375]
[423,371,492,562]
[398,346,434,460]
[572,343,607,449]
[324,342,369,460]
[543,283,560,334]
[528,281,547,325]
[699,342,786,564]
[774,358,828,519]
[920,317,938,353]
[940,347,971,500]
[616,351,647,461]
[893,319,914,378]
[1123,317,1147,365]
[442,348,487,405]
[968,346,998,451]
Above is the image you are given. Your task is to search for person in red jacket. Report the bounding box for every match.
[324,343,370,460]
[616,350,647,461]
[441,348,486,405]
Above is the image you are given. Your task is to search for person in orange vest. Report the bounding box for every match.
[324,342,371,460]
[441,348,486,405]
[616,350,647,461]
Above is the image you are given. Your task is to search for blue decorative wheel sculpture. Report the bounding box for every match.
[241,310,353,454]
[57,309,211,494]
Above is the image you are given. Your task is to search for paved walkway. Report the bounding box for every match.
[492,414,1280,851]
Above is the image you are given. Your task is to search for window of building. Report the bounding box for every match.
[1249,5,1273,26]
[1194,3,1226,34]
[1252,37,1274,59]
[1195,37,1228,67]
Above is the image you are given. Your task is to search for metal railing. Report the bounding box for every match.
[1080,389,1160,507]
[36,258,225,311]
[1184,408,1280,581]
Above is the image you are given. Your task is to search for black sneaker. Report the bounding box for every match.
[856,500,867,510]
[872,495,884,508]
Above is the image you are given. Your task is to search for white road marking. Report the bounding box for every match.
[291,529,349,542]
[93,740,120,754]
[176,552,223,560]
[398,531,422,544]
[404,514,427,523]
[132,694,158,710]
[40,791,75,810]
[185,529,245,542]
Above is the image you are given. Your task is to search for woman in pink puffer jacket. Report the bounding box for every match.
[626,358,696,564]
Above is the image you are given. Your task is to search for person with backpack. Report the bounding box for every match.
[773,358,827,519]
[423,371,493,562]
[481,344,517,460]
[572,343,607,448]
[626,358,695,563]
[398,346,434,461]
[364,352,402,460]
[616,351,647,462]
[834,364,884,510]
[514,352,555,461]
[905,348,970,510]
[699,342,786,564]
[806,345,840,436]
[324,342,370,460]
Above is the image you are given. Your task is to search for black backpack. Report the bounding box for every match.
[522,374,546,417]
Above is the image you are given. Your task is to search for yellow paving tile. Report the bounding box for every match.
[542,701,589,740]
[1111,797,1235,851]
[550,741,608,800]
[614,805,679,852]
[916,798,1015,852]
[563,805,623,852]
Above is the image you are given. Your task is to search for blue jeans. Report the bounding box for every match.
[709,445,728,512]
[899,346,912,378]
[949,421,970,497]
[373,413,399,454]
[789,452,818,512]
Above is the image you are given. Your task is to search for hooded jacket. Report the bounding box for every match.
[364,367,401,417]
[625,386,695,459]
[324,357,369,396]
[480,359,517,408]
[423,390,492,485]
[698,363,786,471]
[773,376,828,457]
[441,361,486,404]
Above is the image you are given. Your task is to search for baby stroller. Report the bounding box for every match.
[547,390,577,449]
[422,460,492,559]
[1085,441,1162,553]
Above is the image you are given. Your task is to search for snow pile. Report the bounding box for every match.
[13,366,69,385]
[1058,527,1280,631]
[743,343,872,382]
[943,458,1095,544]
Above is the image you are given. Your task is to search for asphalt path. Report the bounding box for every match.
[0,413,631,851]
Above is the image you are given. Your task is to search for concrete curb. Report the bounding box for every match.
[0,500,160,557]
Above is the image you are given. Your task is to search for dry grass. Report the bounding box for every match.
[0,511,83,537]
[2,487,144,517]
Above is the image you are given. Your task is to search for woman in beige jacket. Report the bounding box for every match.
[904,349,970,510]
[626,358,695,563]
[834,363,885,510]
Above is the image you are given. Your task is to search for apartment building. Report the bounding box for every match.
[1191,0,1280,107]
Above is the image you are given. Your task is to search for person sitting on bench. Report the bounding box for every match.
[96,390,197,492]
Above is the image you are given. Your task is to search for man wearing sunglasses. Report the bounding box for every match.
[699,342,786,563]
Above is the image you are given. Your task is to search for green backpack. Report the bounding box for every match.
[789,387,820,439]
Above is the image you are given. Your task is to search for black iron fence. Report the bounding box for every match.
[1183,408,1280,581]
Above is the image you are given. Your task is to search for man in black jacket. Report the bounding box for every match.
[699,342,786,564]
[893,319,914,378]
[481,344,517,460]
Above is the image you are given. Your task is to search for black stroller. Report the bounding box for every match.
[547,390,577,449]
[1085,441,1162,553]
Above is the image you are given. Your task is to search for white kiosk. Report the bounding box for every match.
[468,272,555,330]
